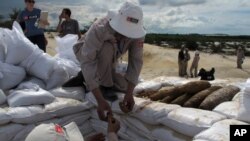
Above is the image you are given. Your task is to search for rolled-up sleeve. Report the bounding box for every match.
[79,24,105,91]
[125,38,144,85]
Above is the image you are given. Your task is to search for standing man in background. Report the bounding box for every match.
[17,0,49,52]
[57,8,81,39]
[183,48,190,77]
[190,51,200,78]
[178,46,185,77]
[236,47,245,69]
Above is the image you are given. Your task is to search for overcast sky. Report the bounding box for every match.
[1,0,250,35]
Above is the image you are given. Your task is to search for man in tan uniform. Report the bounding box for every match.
[63,1,146,121]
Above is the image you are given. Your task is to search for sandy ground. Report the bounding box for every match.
[45,33,250,81]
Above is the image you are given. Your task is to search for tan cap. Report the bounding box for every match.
[25,122,84,141]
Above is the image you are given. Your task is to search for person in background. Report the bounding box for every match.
[190,50,200,78]
[236,47,245,69]
[63,1,146,121]
[17,0,49,52]
[57,8,81,39]
[183,48,190,77]
[178,46,185,77]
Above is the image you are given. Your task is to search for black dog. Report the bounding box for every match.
[198,68,215,81]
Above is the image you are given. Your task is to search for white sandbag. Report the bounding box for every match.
[7,88,55,107]
[152,126,191,141]
[121,116,154,140]
[20,48,56,80]
[134,80,162,94]
[44,97,94,117]
[0,89,6,105]
[45,64,69,90]
[50,87,85,101]
[78,121,95,137]
[12,124,35,141]
[17,81,40,91]
[0,37,7,62]
[86,92,152,114]
[0,62,26,90]
[0,107,11,125]
[237,89,250,123]
[132,102,180,125]
[55,34,79,63]
[152,76,186,87]
[8,105,54,124]
[54,57,80,78]
[194,119,248,141]
[0,123,25,141]
[213,101,239,119]
[3,24,36,65]
[126,129,152,141]
[58,111,91,126]
[158,108,226,137]
[232,92,241,102]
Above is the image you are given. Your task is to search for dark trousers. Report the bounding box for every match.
[27,34,46,52]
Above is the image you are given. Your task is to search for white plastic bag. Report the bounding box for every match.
[50,87,85,101]
[213,101,239,119]
[54,57,80,78]
[132,102,180,125]
[134,80,162,94]
[46,63,69,90]
[7,88,55,107]
[194,119,248,141]
[0,62,26,90]
[55,34,79,63]
[20,48,56,80]
[7,105,53,124]
[158,108,226,137]
[3,23,36,65]
[44,97,94,117]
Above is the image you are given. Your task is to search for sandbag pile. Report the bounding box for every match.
[0,22,78,91]
[0,88,95,141]
[136,80,240,111]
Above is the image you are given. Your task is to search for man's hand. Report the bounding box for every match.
[108,115,120,133]
[122,93,135,113]
[85,133,105,141]
[97,99,112,121]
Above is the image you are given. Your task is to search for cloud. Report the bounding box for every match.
[139,0,207,7]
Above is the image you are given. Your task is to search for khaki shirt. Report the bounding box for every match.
[73,17,144,90]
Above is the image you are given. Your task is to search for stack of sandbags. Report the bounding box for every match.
[237,78,250,123]
[199,85,240,110]
[157,107,226,137]
[50,87,85,101]
[1,23,36,65]
[194,119,248,141]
